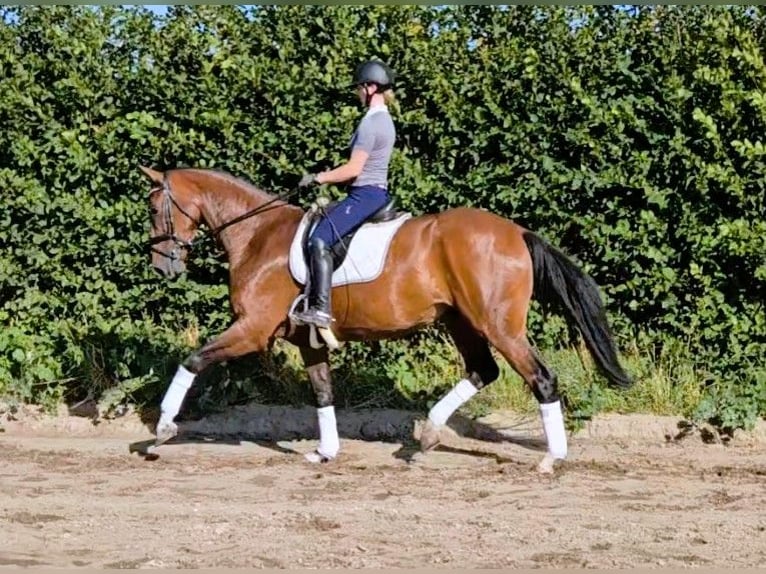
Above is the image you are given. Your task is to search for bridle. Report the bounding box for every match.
[147,177,198,262]
[147,175,299,261]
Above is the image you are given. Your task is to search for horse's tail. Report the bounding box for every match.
[522,231,633,389]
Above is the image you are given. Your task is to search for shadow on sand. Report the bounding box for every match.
[127,405,547,463]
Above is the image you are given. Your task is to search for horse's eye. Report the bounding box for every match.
[149,207,159,216]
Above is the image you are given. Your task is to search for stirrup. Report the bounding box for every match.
[293,308,333,329]
[288,297,340,350]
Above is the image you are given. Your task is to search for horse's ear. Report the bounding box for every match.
[138,165,164,184]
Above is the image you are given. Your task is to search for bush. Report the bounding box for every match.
[0,6,763,429]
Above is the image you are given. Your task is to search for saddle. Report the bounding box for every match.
[287,198,411,288]
[301,198,402,269]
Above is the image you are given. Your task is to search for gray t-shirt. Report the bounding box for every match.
[349,106,395,188]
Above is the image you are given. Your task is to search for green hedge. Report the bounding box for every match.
[0,6,764,428]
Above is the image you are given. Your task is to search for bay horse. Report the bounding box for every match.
[140,166,632,472]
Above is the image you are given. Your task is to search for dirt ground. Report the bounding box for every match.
[1,403,765,569]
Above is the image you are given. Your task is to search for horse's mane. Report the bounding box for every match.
[175,167,276,201]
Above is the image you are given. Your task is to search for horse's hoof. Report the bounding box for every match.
[537,453,559,474]
[419,420,442,452]
[155,421,178,446]
[304,450,333,464]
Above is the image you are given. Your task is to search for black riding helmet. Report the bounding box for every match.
[352,59,395,90]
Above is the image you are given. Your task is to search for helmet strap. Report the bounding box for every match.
[364,83,379,107]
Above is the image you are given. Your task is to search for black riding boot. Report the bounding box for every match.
[294,239,334,328]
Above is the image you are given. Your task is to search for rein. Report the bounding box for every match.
[148,174,300,260]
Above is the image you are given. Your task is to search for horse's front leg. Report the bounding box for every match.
[299,345,339,463]
[155,320,269,445]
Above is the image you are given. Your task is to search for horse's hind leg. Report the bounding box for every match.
[299,345,339,463]
[155,320,271,445]
[420,312,500,452]
[491,334,567,473]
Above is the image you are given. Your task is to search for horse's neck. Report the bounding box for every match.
[194,175,301,264]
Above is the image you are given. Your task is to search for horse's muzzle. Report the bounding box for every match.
[153,258,186,279]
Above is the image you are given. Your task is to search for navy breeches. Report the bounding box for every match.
[309,185,389,248]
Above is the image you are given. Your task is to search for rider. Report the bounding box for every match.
[293,59,397,329]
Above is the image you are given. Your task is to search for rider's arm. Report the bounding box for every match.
[316,148,369,185]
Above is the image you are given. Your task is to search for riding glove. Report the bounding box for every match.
[298,173,319,188]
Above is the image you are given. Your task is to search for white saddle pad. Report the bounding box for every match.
[289,212,411,287]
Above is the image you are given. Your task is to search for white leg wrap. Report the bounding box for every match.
[427,379,478,427]
[540,400,568,460]
[159,366,195,423]
[316,405,340,459]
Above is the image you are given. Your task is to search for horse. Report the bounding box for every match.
[139,165,632,472]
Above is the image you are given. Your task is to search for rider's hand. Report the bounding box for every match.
[298,173,319,188]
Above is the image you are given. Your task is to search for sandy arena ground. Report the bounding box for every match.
[1,404,765,569]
